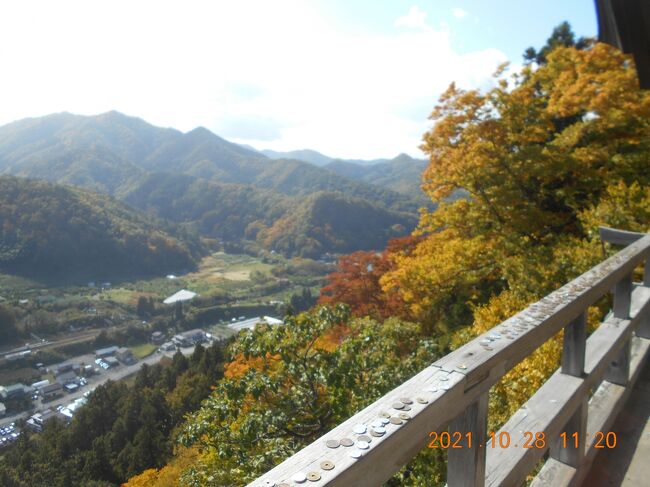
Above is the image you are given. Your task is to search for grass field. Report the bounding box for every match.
[209,324,238,341]
[130,343,157,359]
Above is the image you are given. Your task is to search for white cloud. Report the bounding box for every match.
[395,6,428,30]
[453,8,469,19]
[0,1,506,159]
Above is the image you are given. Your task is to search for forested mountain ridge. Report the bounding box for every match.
[324,154,428,197]
[118,173,416,257]
[0,176,202,279]
[0,111,420,213]
[257,191,417,257]
[259,148,429,197]
[260,148,333,166]
[117,172,291,243]
[0,112,422,257]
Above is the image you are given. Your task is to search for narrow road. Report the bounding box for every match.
[0,344,200,430]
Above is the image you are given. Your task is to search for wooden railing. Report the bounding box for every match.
[248,228,650,487]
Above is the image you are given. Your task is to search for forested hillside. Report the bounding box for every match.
[117,172,416,256]
[117,172,291,243]
[324,154,427,196]
[0,344,224,487]
[0,112,421,257]
[0,176,202,279]
[0,111,420,212]
[257,191,417,257]
[260,148,333,166]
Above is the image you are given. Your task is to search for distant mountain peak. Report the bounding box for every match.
[261,148,333,166]
[187,126,213,136]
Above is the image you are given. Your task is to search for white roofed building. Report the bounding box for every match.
[163,289,197,304]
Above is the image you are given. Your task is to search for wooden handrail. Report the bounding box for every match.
[599,226,646,246]
[248,233,650,487]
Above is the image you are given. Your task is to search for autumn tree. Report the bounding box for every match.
[178,305,439,485]
[318,235,420,319]
[383,41,650,334]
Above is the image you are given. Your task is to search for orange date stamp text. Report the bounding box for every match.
[427,431,617,449]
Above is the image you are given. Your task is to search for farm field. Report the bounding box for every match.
[0,251,331,362]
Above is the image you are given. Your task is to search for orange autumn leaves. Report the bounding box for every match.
[225,324,351,379]
[318,235,420,320]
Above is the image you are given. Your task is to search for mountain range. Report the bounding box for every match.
[257,147,428,198]
[0,111,429,274]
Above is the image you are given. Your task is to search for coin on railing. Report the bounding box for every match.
[357,440,370,450]
[399,397,413,404]
[350,450,363,459]
[398,412,411,421]
[402,405,412,411]
[261,480,275,487]
[392,401,405,410]
[353,423,367,434]
[379,411,391,419]
[358,434,371,443]
[340,437,354,447]
[371,420,384,428]
[277,483,290,487]
[320,460,335,471]
[389,416,403,425]
[416,396,428,404]
[291,472,307,483]
[307,472,321,481]
[326,439,340,449]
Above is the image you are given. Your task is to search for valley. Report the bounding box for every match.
[0,110,432,485]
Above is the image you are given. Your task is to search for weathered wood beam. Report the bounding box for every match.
[598,226,646,246]
[447,393,489,487]
[485,285,650,487]
[530,335,650,487]
[562,311,587,377]
[606,273,633,385]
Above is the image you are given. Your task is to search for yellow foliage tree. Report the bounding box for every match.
[383,42,650,332]
[383,41,650,432]
[122,446,199,487]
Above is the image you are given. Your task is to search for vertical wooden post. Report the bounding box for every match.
[561,312,587,377]
[612,272,632,319]
[640,258,650,339]
[447,393,488,487]
[551,398,587,467]
[606,273,632,385]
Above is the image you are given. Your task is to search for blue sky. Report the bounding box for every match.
[0,1,599,159]
[320,1,597,61]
